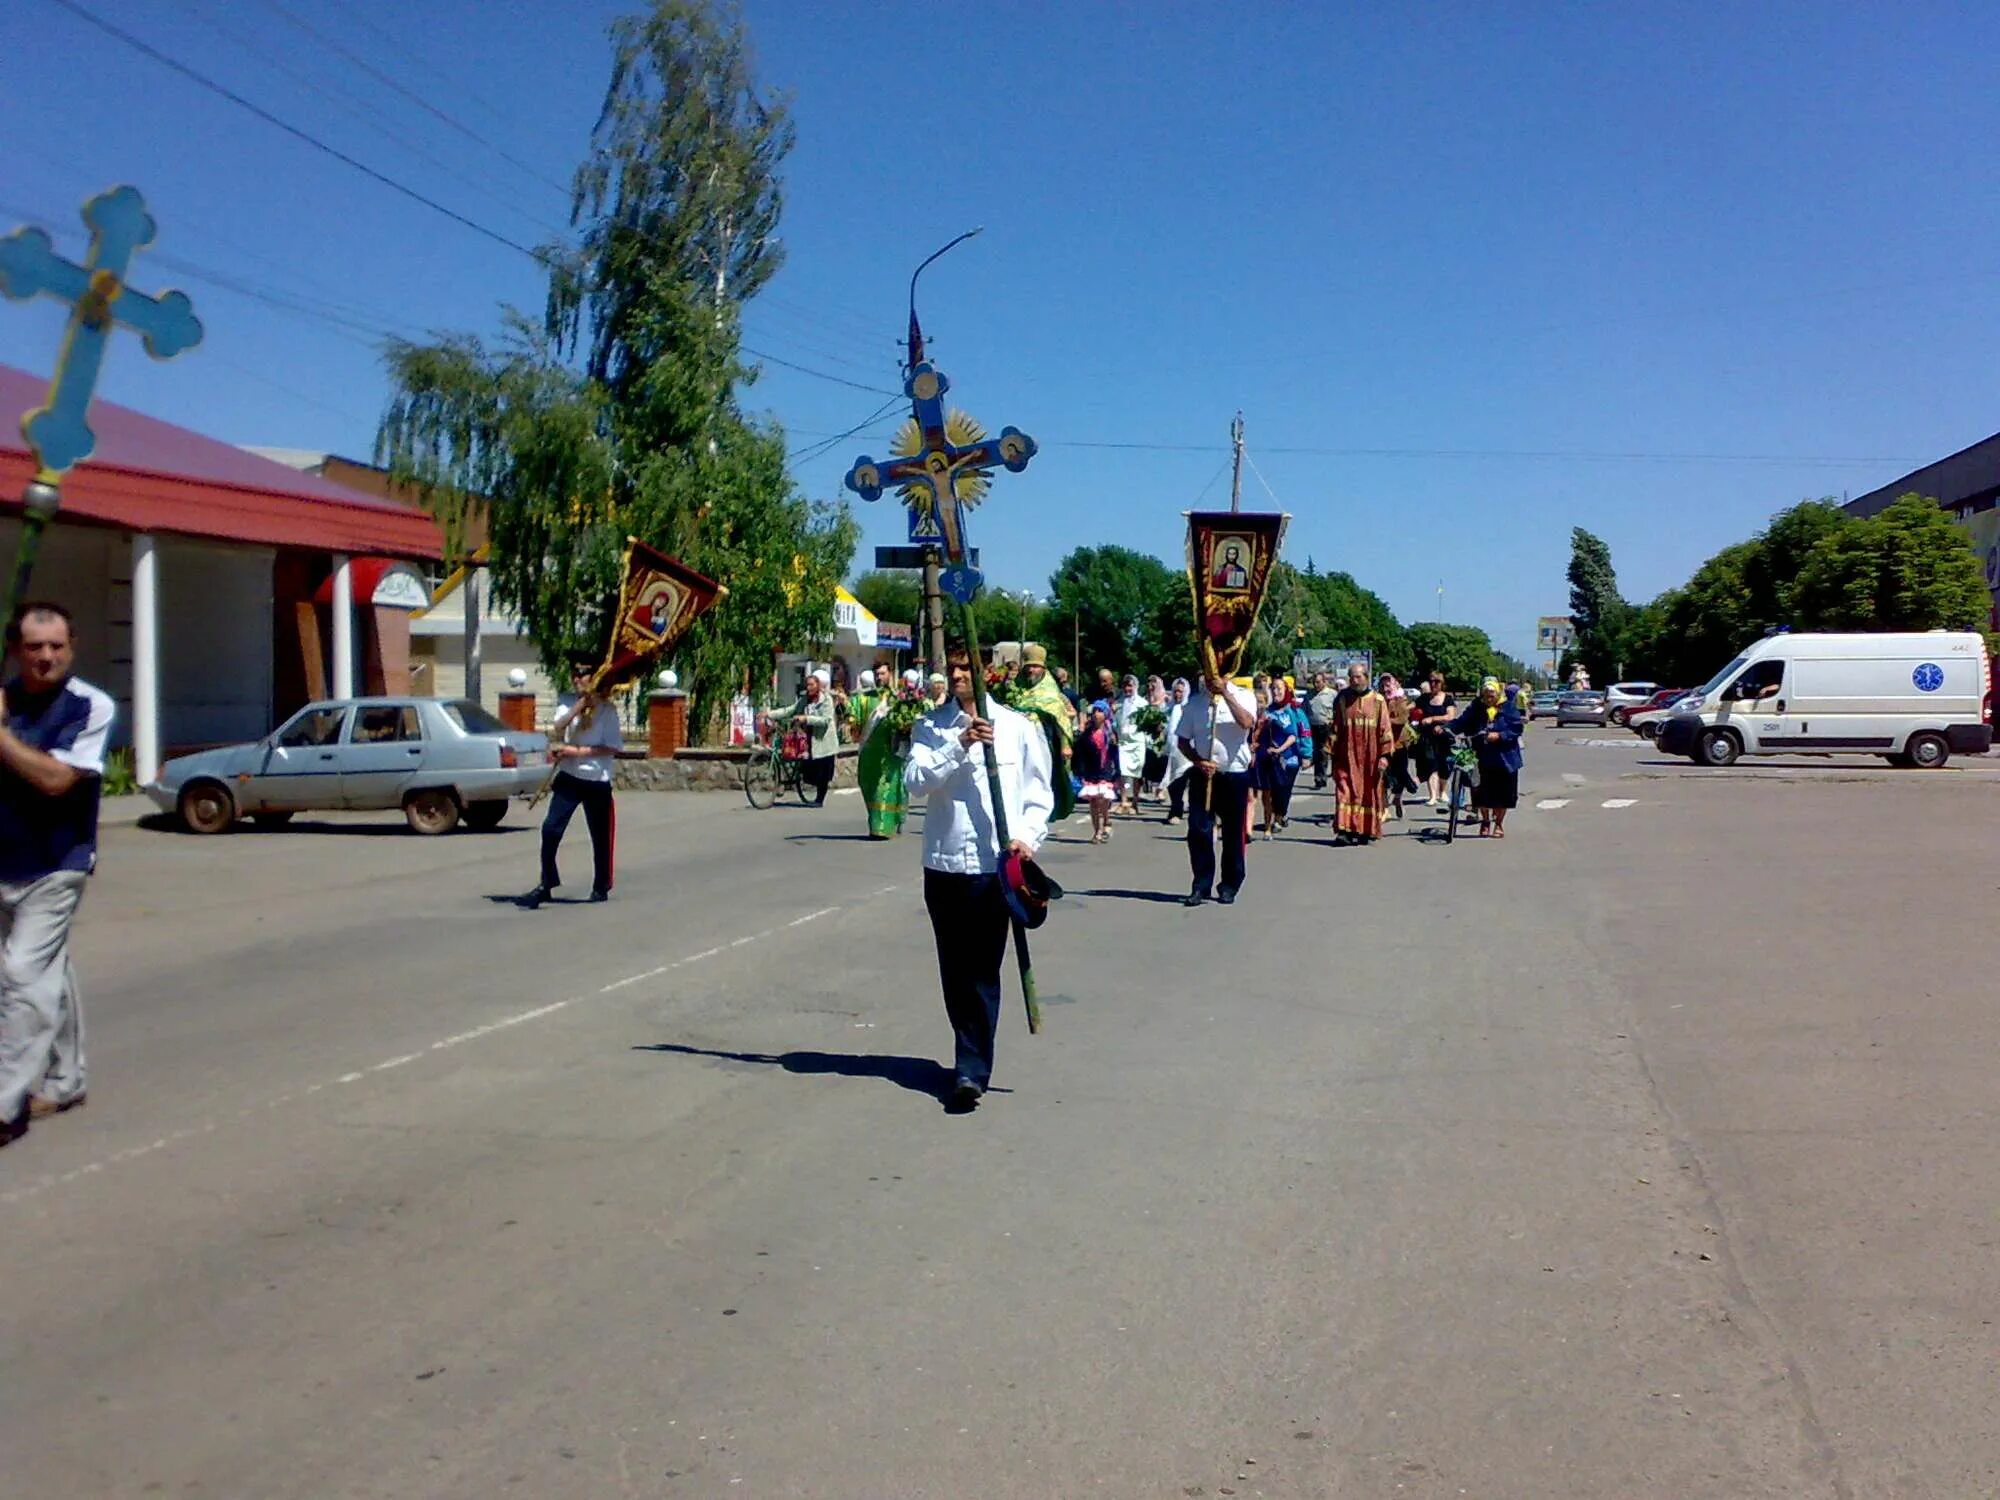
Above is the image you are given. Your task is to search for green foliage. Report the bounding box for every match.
[1567,527,1621,635]
[1044,544,1180,680]
[1791,494,1989,631]
[376,0,851,737]
[850,570,922,628]
[101,747,137,798]
[1406,622,1508,688]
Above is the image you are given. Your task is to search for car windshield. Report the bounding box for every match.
[444,699,508,735]
[1697,656,1747,697]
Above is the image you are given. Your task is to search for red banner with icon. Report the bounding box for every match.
[1185,510,1288,680]
[589,537,726,693]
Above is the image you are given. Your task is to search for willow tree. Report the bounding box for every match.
[376,0,855,732]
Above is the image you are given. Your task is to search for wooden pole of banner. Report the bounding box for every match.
[957,595,1042,1036]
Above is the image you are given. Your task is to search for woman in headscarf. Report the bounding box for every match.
[1113,674,1147,813]
[1141,674,1169,799]
[1255,678,1307,836]
[1163,676,1193,824]
[767,668,840,808]
[1450,677,1525,837]
[1379,673,1415,821]
[1071,699,1121,844]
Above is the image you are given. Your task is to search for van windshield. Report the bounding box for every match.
[1697,656,1747,697]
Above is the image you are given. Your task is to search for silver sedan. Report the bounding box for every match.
[145,697,552,835]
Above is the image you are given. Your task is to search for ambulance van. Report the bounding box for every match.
[1656,631,1992,768]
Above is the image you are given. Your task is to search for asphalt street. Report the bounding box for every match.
[4,733,1995,1498]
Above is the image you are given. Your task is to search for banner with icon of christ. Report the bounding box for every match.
[1185,510,1288,680]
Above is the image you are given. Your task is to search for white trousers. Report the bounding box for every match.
[0,868,89,1120]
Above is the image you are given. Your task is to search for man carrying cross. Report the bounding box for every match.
[0,603,114,1145]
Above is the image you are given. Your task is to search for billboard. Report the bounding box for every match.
[1293,647,1373,685]
[1537,615,1575,651]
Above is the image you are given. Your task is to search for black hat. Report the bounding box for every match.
[1000,850,1063,930]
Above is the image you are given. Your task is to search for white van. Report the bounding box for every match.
[1656,631,1993,768]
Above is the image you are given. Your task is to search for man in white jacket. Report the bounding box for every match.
[904,655,1054,1112]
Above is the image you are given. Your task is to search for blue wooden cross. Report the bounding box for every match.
[0,185,204,475]
[844,359,1036,604]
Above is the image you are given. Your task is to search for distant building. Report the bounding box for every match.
[1843,432,2000,629]
[1,365,440,783]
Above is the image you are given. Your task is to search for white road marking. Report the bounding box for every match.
[3,882,916,1206]
[1602,798,1638,809]
[1536,799,1571,810]
[832,787,860,797]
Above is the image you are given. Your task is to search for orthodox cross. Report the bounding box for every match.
[0,185,204,475]
[844,354,1036,604]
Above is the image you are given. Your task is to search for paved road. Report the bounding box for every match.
[4,737,1993,1497]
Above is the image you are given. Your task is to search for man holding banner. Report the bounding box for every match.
[520,538,724,911]
[1179,508,1288,907]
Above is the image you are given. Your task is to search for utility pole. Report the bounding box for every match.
[1436,580,1444,623]
[922,546,948,676]
[1228,411,1245,514]
[463,563,483,705]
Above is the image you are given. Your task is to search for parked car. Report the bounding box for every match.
[146,697,551,834]
[1624,688,1690,740]
[1555,691,1609,727]
[1658,632,1992,768]
[1530,690,1563,720]
[1604,681,1661,727]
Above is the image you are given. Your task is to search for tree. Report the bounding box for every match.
[1044,545,1179,681]
[1564,527,1635,685]
[1406,622,1504,688]
[1792,494,1990,631]
[850,570,922,628]
[376,0,854,735]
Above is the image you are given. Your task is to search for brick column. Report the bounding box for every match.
[499,690,538,733]
[649,690,689,758]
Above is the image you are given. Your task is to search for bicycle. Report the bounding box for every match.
[742,723,812,810]
[1444,735,1480,844]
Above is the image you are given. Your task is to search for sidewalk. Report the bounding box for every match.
[102,793,157,827]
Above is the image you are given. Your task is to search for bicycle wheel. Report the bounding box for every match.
[743,753,777,810]
[1446,768,1463,843]
[791,763,814,806]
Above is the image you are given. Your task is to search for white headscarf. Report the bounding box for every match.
[811,667,831,687]
[902,668,922,688]
[858,669,876,691]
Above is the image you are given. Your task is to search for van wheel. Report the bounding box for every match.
[404,789,462,835]
[178,780,236,834]
[1697,729,1740,768]
[1905,732,1949,769]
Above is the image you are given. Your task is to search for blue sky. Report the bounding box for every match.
[5,0,1998,663]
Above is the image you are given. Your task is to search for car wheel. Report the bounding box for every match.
[1697,729,1740,768]
[1639,722,1659,741]
[463,799,508,831]
[178,780,236,834]
[250,810,295,829]
[1905,731,1949,770]
[1609,707,1629,727]
[404,788,461,835]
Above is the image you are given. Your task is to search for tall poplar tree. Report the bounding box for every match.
[376,0,856,732]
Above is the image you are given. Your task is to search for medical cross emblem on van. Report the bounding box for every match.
[1913,662,1944,692]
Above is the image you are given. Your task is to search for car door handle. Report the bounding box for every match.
[406,746,422,755]
[319,751,336,760]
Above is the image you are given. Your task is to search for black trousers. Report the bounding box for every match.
[541,774,614,893]
[1186,770,1250,898]
[801,755,835,805]
[1167,770,1190,818]
[1311,725,1332,784]
[923,868,1011,1089]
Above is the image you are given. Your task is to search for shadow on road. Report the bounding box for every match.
[634,1043,989,1105]
[783,832,882,843]
[1070,887,1187,904]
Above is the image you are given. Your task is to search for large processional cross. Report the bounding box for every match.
[0,186,204,612]
[842,328,1037,604]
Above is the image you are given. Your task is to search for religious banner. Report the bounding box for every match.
[1185,510,1288,679]
[588,537,726,693]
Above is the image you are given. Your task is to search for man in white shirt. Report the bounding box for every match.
[1175,673,1258,907]
[521,651,623,909]
[904,654,1054,1112]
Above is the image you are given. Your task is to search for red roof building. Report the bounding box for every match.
[1,364,445,780]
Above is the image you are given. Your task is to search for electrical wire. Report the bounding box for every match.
[45,0,547,264]
[741,346,899,396]
[786,395,903,463]
[251,0,575,200]
[1245,452,1283,505]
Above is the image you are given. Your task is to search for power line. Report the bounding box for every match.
[1244,452,1284,505]
[250,0,575,200]
[786,396,903,463]
[45,0,547,264]
[744,348,900,396]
